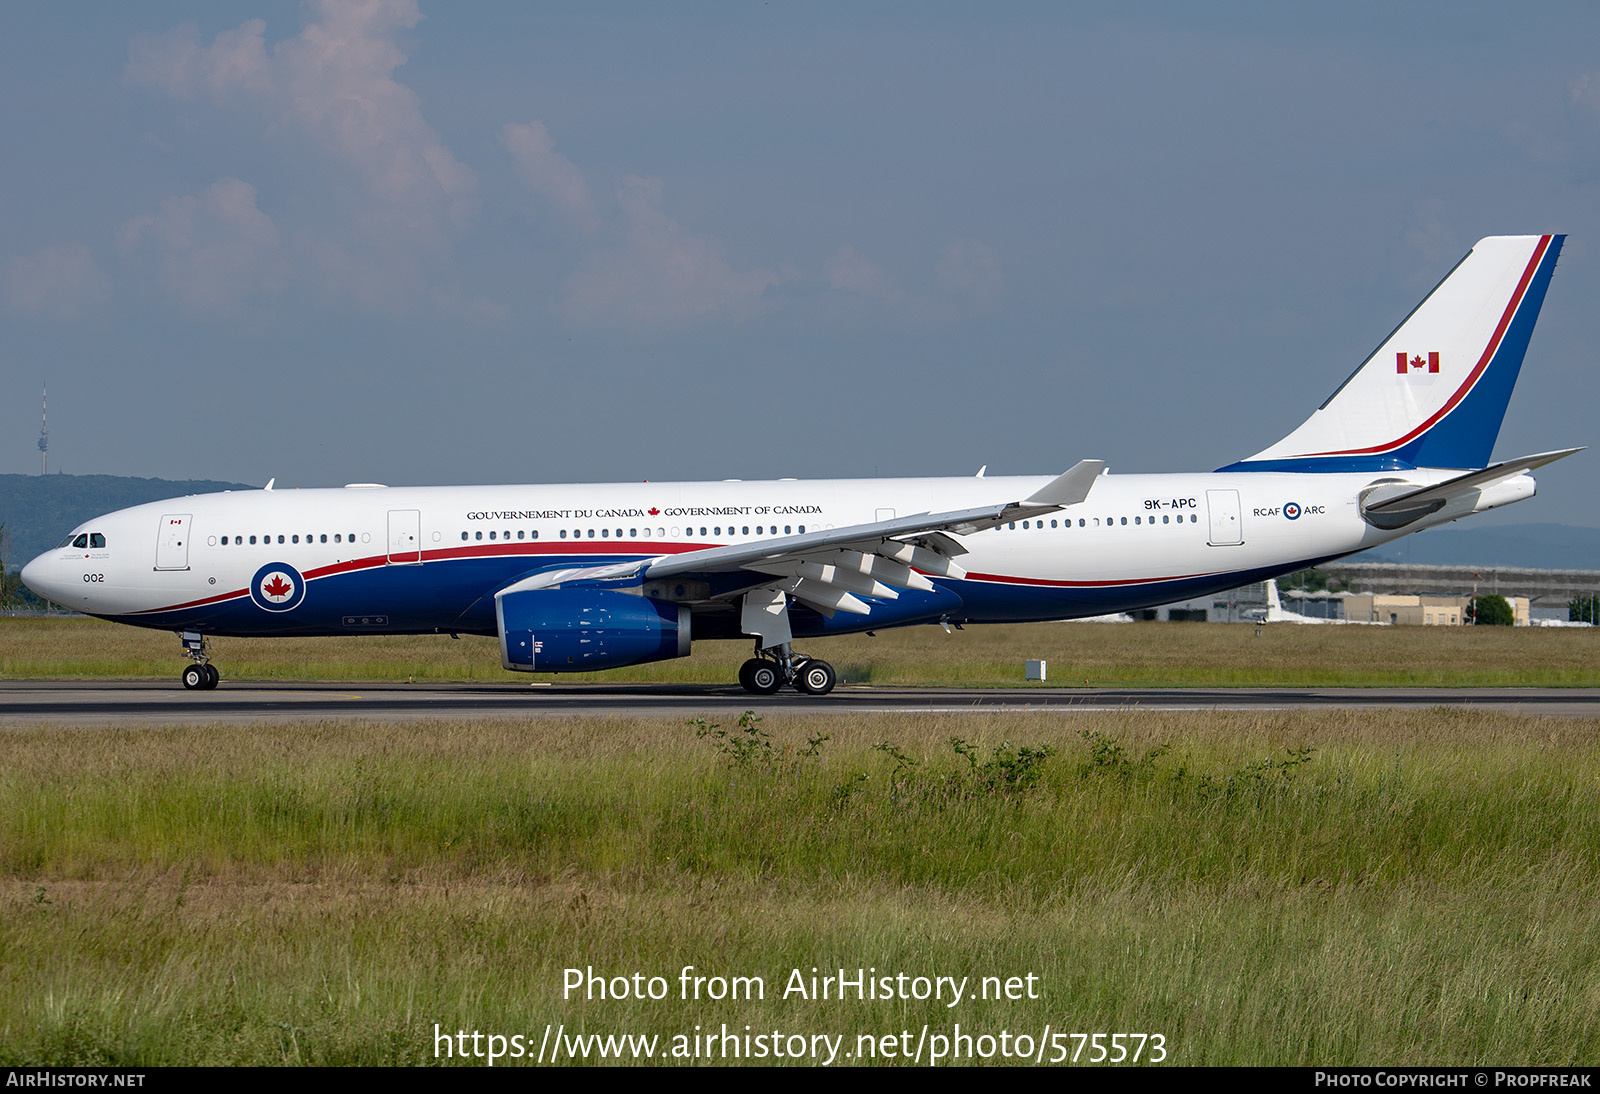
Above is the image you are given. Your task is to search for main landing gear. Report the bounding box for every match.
[738,642,837,696]
[178,631,221,691]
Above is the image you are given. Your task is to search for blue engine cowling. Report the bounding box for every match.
[496,588,690,672]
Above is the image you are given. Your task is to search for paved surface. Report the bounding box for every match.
[4,679,1600,724]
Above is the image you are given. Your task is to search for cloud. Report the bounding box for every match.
[119,178,289,312]
[3,245,110,319]
[823,245,898,300]
[562,176,785,324]
[500,121,597,231]
[1571,71,1600,123]
[935,239,1002,304]
[127,1,477,241]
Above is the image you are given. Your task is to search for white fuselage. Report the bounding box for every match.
[22,467,1511,640]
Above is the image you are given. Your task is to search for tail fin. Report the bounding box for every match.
[1222,235,1563,472]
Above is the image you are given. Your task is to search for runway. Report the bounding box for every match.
[4,679,1600,723]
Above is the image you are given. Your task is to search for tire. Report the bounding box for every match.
[182,665,206,690]
[739,658,782,695]
[203,664,220,689]
[796,659,837,696]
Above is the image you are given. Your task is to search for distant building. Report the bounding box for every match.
[1342,593,1529,626]
[1144,583,1536,625]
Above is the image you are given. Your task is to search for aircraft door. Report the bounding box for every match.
[155,514,192,570]
[1206,490,1243,546]
[387,509,422,564]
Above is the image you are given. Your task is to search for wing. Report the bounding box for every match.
[493,460,1104,618]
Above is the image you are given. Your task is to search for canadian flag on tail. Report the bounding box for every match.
[1397,351,1440,374]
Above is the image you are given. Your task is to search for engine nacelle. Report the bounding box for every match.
[496,588,690,672]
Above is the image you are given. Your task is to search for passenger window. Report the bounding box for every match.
[601,529,609,538]
[587,529,595,538]
[1079,519,1086,527]
[783,525,791,535]
[320,534,327,543]
[701,527,708,536]
[460,532,467,541]
[278,535,285,544]
[293,535,300,543]
[615,529,622,538]
[1050,520,1057,528]
[742,526,749,535]
[476,531,483,541]
[560,530,568,539]
[630,528,637,537]
[642,527,652,538]
[531,530,538,540]
[1121,517,1128,525]
[517,530,525,540]
[490,531,497,540]
[1134,517,1140,525]
[799,525,805,534]
[249,536,257,545]
[1163,515,1170,524]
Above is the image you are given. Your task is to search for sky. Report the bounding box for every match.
[3,2,1599,523]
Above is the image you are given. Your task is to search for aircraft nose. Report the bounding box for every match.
[20,553,55,600]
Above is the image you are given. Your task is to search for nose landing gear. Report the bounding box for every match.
[738,642,836,696]
[179,631,221,690]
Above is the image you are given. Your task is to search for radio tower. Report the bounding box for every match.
[38,384,48,475]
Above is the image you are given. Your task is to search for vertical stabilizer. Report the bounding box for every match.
[1223,235,1562,472]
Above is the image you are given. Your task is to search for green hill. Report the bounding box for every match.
[1,473,255,572]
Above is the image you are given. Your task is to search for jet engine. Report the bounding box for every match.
[496,588,690,672]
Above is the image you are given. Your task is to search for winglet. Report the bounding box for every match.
[1024,460,1105,507]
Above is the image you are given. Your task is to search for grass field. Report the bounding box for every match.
[2,614,1598,687]
[3,708,1599,1066]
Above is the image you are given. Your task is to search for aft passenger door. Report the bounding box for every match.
[155,514,191,570]
[1206,490,1243,546]
[387,509,422,564]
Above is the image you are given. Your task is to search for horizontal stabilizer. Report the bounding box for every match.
[1363,448,1583,513]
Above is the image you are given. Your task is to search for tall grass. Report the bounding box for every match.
[3,710,1598,1064]
[3,616,1597,686]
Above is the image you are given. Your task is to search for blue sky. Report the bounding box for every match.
[3,2,1597,523]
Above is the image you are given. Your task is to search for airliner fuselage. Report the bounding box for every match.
[19,234,1576,694]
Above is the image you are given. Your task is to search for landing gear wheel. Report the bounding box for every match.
[796,659,837,696]
[739,658,783,695]
[182,664,207,690]
[203,664,220,689]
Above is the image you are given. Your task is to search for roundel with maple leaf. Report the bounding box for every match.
[249,562,306,612]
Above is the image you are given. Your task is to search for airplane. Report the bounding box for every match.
[20,234,1579,695]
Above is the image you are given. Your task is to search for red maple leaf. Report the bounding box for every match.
[262,575,292,598]
[648,507,660,516]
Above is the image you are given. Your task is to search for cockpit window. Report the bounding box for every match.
[72,534,88,549]
[89,533,106,549]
